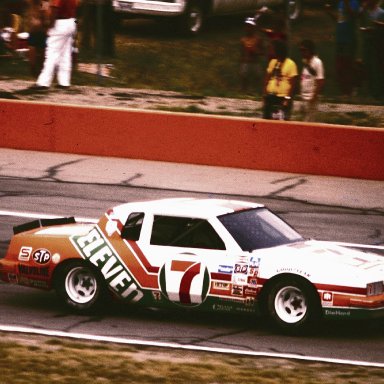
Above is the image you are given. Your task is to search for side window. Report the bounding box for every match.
[150,216,226,250]
[121,212,144,241]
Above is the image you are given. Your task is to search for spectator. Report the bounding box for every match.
[34,0,78,90]
[325,0,360,97]
[79,0,97,53]
[26,0,50,77]
[262,39,298,120]
[239,17,265,93]
[259,11,287,61]
[360,0,384,99]
[299,39,325,122]
[0,11,21,56]
[80,0,115,58]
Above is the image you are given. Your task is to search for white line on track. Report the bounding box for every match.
[0,325,383,368]
[0,209,98,223]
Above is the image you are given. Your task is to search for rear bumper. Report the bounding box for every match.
[0,259,51,290]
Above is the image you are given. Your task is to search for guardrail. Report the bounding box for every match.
[0,100,383,180]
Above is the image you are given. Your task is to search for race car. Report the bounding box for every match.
[1,198,383,333]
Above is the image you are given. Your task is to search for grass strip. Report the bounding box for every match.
[0,333,382,384]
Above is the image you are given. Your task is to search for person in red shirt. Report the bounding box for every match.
[239,17,265,93]
[34,0,78,89]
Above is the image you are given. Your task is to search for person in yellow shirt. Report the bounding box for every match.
[262,40,298,120]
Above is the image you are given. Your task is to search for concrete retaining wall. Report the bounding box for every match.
[1,100,383,180]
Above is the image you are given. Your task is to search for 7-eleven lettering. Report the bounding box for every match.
[179,262,201,304]
[160,260,210,306]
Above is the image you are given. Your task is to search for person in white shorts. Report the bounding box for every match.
[299,39,325,122]
[35,0,78,89]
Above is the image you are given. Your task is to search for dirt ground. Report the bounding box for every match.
[1,78,384,127]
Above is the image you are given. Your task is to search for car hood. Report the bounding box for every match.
[256,240,384,286]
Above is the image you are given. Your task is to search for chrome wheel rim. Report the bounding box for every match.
[65,267,97,304]
[274,286,307,324]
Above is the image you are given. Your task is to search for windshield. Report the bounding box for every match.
[218,208,303,251]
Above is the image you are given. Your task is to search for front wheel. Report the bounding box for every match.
[55,261,109,313]
[265,277,321,334]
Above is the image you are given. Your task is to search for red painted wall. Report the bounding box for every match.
[1,100,383,180]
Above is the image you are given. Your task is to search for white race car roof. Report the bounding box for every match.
[113,198,264,220]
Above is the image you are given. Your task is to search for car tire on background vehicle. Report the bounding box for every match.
[287,0,302,21]
[265,276,321,334]
[178,1,204,36]
[54,260,109,313]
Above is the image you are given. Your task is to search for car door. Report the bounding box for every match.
[138,214,233,307]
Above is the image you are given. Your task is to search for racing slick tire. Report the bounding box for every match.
[54,260,109,313]
[178,1,204,36]
[265,276,322,334]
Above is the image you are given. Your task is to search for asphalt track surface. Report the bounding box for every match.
[0,149,383,366]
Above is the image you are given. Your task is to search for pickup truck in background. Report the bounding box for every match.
[112,0,302,35]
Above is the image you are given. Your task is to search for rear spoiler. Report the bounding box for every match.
[13,217,76,235]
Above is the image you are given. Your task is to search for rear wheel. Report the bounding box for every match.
[55,261,109,313]
[265,277,321,334]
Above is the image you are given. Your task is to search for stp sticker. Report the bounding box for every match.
[32,249,51,265]
[18,246,32,261]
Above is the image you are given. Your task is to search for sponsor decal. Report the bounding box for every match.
[322,291,333,306]
[232,274,247,285]
[212,303,233,312]
[234,263,248,274]
[18,264,49,277]
[276,267,310,278]
[367,282,384,296]
[19,276,49,288]
[325,309,351,317]
[152,291,162,301]
[159,260,210,306]
[248,277,258,287]
[244,287,258,297]
[237,305,257,313]
[244,297,256,306]
[213,282,230,291]
[232,285,243,296]
[218,265,233,274]
[71,227,143,302]
[18,246,32,261]
[249,256,261,268]
[232,262,248,285]
[32,249,51,265]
